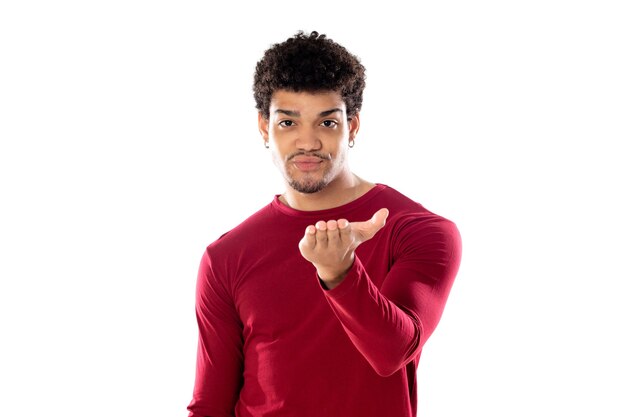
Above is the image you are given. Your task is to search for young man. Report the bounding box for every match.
[187,31,461,417]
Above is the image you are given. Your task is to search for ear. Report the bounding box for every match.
[258,112,269,143]
[348,112,360,141]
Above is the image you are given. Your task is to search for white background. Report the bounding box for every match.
[1,1,625,416]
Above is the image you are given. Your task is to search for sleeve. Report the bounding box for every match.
[187,248,243,417]
[322,217,461,377]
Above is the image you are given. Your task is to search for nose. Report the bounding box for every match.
[295,127,322,151]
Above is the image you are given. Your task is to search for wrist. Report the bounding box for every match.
[316,256,354,289]
[317,268,349,289]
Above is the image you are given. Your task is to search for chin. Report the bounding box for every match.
[289,179,328,194]
[286,172,331,193]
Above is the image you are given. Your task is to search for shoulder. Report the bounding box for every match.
[199,202,283,290]
[375,184,456,224]
[374,184,461,257]
[205,202,278,256]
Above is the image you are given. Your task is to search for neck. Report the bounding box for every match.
[280,171,375,211]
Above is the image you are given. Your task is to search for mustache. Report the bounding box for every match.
[286,151,331,161]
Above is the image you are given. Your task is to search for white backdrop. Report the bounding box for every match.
[1,1,625,416]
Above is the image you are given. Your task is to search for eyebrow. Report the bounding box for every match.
[274,108,344,117]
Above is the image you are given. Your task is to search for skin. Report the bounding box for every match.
[258,89,389,289]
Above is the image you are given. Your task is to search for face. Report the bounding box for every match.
[258,90,360,194]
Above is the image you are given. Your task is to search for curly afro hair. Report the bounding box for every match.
[253,31,366,120]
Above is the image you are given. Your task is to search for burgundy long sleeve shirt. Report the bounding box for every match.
[188,184,462,417]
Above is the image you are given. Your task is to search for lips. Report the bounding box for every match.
[292,156,324,172]
[292,156,323,164]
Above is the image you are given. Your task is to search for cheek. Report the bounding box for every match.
[270,146,292,172]
[270,148,282,166]
[269,129,292,149]
[333,140,351,165]
[271,141,289,159]
[335,146,348,164]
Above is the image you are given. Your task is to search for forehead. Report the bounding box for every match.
[269,90,346,115]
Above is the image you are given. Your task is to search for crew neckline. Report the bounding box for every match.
[271,183,388,218]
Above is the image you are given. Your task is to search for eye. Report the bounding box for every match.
[321,120,338,128]
[278,120,294,127]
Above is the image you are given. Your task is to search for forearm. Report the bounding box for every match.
[322,257,422,377]
[188,249,243,416]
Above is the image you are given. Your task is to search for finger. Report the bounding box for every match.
[326,220,340,246]
[315,220,329,247]
[337,219,353,243]
[299,225,317,251]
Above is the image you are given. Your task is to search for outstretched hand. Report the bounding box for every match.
[298,208,389,289]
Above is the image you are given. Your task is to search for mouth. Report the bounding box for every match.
[288,153,329,173]
[292,158,323,172]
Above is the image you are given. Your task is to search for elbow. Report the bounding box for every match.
[371,362,400,377]
[369,350,420,377]
[369,327,422,377]
[367,348,418,377]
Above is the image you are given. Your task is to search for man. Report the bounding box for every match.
[187,31,461,417]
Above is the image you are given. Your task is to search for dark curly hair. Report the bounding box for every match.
[253,31,366,120]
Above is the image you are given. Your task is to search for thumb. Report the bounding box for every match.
[370,208,389,229]
[354,208,389,243]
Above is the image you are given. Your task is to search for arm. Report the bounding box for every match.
[299,211,461,377]
[187,249,243,417]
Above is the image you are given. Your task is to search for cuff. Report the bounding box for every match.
[318,256,365,300]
